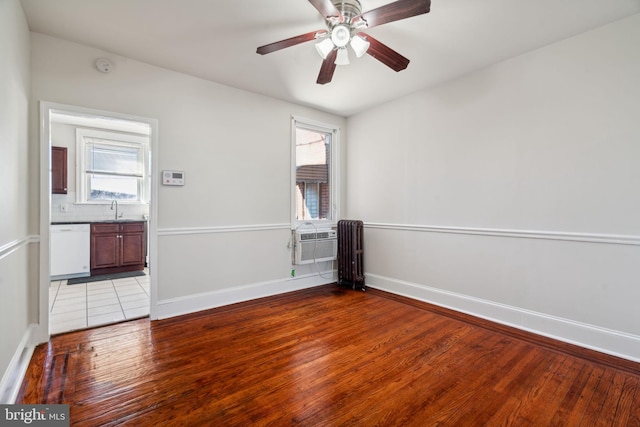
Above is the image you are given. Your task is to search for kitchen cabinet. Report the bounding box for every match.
[91,221,145,275]
[51,146,68,194]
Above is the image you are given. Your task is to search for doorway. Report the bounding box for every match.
[39,102,158,337]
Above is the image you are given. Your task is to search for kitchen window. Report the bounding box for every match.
[292,116,339,227]
[76,129,149,204]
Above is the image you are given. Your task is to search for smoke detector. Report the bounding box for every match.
[95,58,113,73]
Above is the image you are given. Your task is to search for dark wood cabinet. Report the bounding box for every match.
[91,221,145,275]
[51,146,68,194]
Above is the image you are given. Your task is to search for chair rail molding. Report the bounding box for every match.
[0,235,39,261]
[157,223,291,237]
[365,222,640,246]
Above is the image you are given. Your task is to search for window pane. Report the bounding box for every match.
[88,175,139,201]
[295,127,331,221]
[86,142,142,175]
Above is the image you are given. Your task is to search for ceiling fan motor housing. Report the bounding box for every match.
[328,0,363,48]
[332,0,362,24]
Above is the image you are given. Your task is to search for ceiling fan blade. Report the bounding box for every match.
[355,0,430,29]
[361,33,410,72]
[317,50,338,85]
[257,30,326,55]
[308,0,342,20]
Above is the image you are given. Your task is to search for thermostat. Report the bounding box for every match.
[162,170,185,186]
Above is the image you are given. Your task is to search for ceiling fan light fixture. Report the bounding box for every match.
[315,37,335,59]
[256,0,430,84]
[335,48,350,66]
[331,25,351,48]
[350,35,370,58]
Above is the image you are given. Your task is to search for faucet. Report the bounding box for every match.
[110,200,121,220]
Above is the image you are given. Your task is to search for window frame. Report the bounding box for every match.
[76,128,150,205]
[291,116,340,229]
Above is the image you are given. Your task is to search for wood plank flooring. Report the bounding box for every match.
[17,285,640,426]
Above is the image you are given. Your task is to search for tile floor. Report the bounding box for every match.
[49,272,150,335]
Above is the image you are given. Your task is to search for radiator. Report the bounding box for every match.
[337,220,365,291]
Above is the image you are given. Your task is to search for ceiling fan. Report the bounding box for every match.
[256,0,431,84]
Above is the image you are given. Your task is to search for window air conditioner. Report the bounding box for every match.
[294,229,337,265]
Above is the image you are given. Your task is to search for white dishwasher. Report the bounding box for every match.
[51,223,91,280]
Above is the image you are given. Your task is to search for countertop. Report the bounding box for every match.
[52,220,147,225]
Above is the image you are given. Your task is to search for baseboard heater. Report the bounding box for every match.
[337,219,365,291]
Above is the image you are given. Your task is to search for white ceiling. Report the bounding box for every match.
[20,0,640,117]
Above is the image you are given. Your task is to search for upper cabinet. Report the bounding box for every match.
[51,146,68,194]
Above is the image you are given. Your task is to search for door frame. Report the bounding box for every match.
[35,101,159,344]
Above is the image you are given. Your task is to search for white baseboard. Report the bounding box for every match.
[156,271,336,320]
[0,324,37,404]
[367,273,640,363]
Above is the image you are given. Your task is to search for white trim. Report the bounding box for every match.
[0,235,38,261]
[365,222,640,246]
[155,271,337,319]
[0,324,37,403]
[291,115,340,229]
[366,273,640,363]
[75,128,150,204]
[37,101,51,345]
[158,223,291,237]
[39,101,160,335]
[148,117,159,320]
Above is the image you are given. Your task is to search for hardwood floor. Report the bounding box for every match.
[18,285,640,426]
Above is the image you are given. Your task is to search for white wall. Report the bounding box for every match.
[30,33,347,318]
[346,14,640,361]
[0,0,34,403]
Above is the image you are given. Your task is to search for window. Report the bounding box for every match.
[292,117,339,226]
[77,129,149,203]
